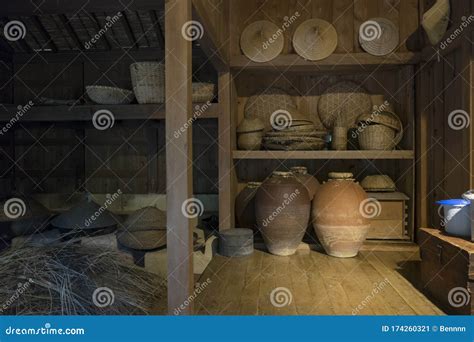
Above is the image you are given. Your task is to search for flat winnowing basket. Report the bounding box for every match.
[244,88,297,131]
[130,62,165,104]
[318,81,372,129]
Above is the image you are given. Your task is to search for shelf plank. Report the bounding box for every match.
[230,53,420,72]
[232,150,414,160]
[0,103,219,122]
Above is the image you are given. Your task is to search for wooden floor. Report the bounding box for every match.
[195,246,444,315]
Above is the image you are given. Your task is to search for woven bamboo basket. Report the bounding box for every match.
[130,62,165,104]
[358,124,400,150]
[192,82,215,103]
[332,126,348,150]
[86,86,135,105]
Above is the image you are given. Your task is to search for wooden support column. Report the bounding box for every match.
[165,0,194,315]
[218,72,236,230]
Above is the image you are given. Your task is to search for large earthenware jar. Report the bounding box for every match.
[290,166,320,200]
[312,172,370,258]
[256,171,310,256]
[235,182,261,230]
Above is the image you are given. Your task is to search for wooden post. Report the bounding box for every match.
[218,72,236,230]
[165,0,194,315]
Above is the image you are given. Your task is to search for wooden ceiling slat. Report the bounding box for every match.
[149,10,164,48]
[90,13,112,50]
[20,16,42,51]
[49,15,77,50]
[94,13,120,50]
[58,14,84,50]
[78,12,107,50]
[67,13,93,49]
[3,0,164,16]
[31,15,57,52]
[132,11,151,48]
[120,12,138,49]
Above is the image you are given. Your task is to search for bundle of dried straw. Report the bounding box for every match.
[0,244,165,315]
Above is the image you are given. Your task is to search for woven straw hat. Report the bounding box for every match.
[361,175,396,192]
[117,228,166,250]
[240,21,284,63]
[123,207,166,231]
[359,18,399,56]
[51,194,118,230]
[293,19,338,61]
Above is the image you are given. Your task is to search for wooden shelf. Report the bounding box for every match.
[232,150,414,160]
[0,103,219,122]
[230,53,420,72]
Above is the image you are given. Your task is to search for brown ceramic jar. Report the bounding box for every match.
[255,171,310,256]
[235,182,261,230]
[290,166,320,200]
[312,172,370,258]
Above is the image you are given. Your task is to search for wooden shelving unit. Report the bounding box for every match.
[0,103,219,122]
[233,150,415,160]
[230,52,420,72]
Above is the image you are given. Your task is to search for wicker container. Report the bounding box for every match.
[332,127,348,150]
[238,131,263,150]
[358,124,399,150]
[192,82,215,103]
[86,86,135,105]
[130,62,165,104]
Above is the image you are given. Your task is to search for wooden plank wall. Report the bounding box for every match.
[416,0,474,229]
[229,0,420,56]
[0,53,218,196]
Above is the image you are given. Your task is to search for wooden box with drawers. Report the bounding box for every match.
[366,192,409,240]
[419,228,474,315]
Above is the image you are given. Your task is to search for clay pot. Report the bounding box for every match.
[238,131,263,150]
[312,173,370,258]
[256,171,310,256]
[235,182,261,230]
[290,166,319,200]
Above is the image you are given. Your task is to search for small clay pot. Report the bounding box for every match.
[255,171,310,256]
[235,182,261,230]
[312,173,370,258]
[238,131,263,150]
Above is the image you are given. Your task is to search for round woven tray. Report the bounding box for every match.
[264,141,325,150]
[318,81,372,129]
[359,18,399,56]
[244,88,297,131]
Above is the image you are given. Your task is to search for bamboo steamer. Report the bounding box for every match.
[255,171,310,256]
[235,182,261,230]
[312,173,370,258]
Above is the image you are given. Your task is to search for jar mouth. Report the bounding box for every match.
[290,166,308,174]
[328,172,354,180]
[272,171,293,178]
[247,181,262,188]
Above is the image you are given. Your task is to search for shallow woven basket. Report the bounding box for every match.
[86,86,135,105]
[318,81,372,129]
[358,124,401,150]
[130,62,165,104]
[361,175,396,192]
[192,82,215,103]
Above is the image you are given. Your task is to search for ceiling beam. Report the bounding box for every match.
[3,0,164,16]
